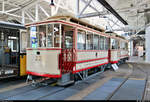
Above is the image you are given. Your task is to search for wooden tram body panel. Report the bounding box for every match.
[120,49,128,59]
[26,15,129,79]
[26,48,61,77]
[110,50,120,63]
[74,51,108,73]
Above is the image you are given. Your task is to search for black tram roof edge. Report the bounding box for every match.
[0,21,26,29]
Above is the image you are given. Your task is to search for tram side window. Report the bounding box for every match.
[93,34,99,50]
[77,30,86,50]
[20,31,27,53]
[99,36,104,50]
[30,26,38,48]
[8,37,18,52]
[39,25,46,47]
[54,24,60,47]
[27,28,30,48]
[111,38,116,49]
[116,40,119,49]
[111,39,118,49]
[86,33,93,50]
[104,37,108,50]
[47,24,53,47]
[120,41,125,49]
[125,42,128,50]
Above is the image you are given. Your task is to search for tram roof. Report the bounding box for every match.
[26,14,105,32]
[106,31,127,40]
[0,21,25,30]
[47,14,105,32]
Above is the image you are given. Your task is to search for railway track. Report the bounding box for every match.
[0,67,107,100]
[106,63,148,101]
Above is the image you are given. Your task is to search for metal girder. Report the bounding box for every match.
[107,17,123,29]
[12,0,40,14]
[78,0,92,17]
[39,4,50,17]
[5,7,21,13]
[25,11,35,21]
[97,0,128,25]
[81,0,99,12]
[79,11,108,18]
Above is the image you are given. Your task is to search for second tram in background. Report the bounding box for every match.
[26,15,129,85]
[0,21,27,79]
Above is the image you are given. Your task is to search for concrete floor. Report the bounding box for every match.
[0,59,150,100]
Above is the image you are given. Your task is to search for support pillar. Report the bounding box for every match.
[130,40,133,56]
[145,26,150,62]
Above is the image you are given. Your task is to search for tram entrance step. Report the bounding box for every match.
[110,79,145,100]
[83,78,124,100]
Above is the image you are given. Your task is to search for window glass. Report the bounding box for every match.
[111,38,118,49]
[86,32,93,50]
[47,24,53,47]
[93,34,99,50]
[116,40,119,49]
[65,31,73,49]
[120,41,125,49]
[20,31,27,53]
[100,36,104,50]
[39,25,46,47]
[30,26,38,48]
[125,42,128,50]
[54,24,60,47]
[111,38,116,49]
[104,37,108,50]
[8,36,18,52]
[77,30,86,50]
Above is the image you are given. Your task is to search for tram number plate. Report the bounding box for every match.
[5,70,14,74]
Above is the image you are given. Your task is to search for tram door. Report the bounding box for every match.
[61,29,75,74]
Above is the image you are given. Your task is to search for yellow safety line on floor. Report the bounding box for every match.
[128,78,145,80]
[50,82,57,86]
[65,76,112,100]
[128,63,133,68]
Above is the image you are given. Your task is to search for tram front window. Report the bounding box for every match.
[39,25,46,47]
[47,24,53,47]
[29,24,61,48]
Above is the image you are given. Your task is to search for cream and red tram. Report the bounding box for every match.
[107,32,129,64]
[26,15,128,84]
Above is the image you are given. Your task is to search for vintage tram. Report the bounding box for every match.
[0,21,27,79]
[26,15,129,85]
[107,32,129,65]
